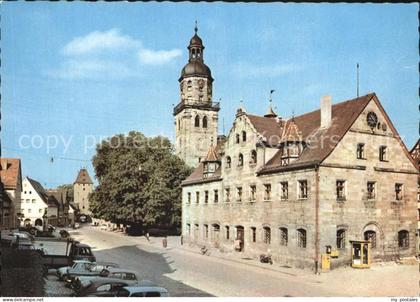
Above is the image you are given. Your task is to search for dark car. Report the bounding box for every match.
[75,278,132,297]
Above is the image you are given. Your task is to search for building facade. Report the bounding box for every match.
[20,177,59,227]
[173,25,219,167]
[0,158,22,229]
[73,168,94,215]
[178,32,419,269]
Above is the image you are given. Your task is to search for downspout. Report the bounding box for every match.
[314,164,320,274]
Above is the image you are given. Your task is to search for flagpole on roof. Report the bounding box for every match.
[357,63,359,98]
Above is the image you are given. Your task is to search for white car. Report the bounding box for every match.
[100,224,107,231]
[87,281,169,297]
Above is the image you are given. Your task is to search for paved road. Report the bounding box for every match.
[70,226,339,297]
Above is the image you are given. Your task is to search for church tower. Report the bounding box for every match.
[173,24,219,167]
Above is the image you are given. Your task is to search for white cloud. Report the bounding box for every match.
[232,62,303,78]
[47,29,182,80]
[62,28,140,56]
[45,59,136,80]
[138,48,182,65]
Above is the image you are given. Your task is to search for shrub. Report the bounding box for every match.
[0,247,45,296]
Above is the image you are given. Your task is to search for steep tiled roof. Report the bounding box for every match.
[203,144,219,162]
[0,158,21,190]
[245,114,283,143]
[258,93,375,174]
[279,118,303,143]
[410,139,420,169]
[26,177,57,207]
[74,169,93,185]
[182,140,225,186]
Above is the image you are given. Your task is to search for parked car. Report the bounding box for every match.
[74,278,132,297]
[57,260,94,281]
[87,281,169,297]
[100,224,107,231]
[63,261,119,284]
[74,268,139,292]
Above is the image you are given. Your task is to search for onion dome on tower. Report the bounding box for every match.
[179,22,213,82]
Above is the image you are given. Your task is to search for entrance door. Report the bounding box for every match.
[236,226,244,252]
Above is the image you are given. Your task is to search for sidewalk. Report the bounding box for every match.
[123,233,313,277]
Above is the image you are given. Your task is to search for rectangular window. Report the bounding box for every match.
[398,231,409,248]
[379,146,387,161]
[187,193,191,204]
[26,199,30,203]
[367,182,376,199]
[28,209,31,213]
[264,184,271,201]
[279,228,288,246]
[336,180,346,201]
[225,226,230,240]
[357,143,365,159]
[214,190,219,203]
[395,183,403,201]
[237,187,242,202]
[32,199,36,203]
[280,182,288,200]
[187,223,191,235]
[196,192,200,204]
[251,227,256,243]
[298,180,308,199]
[263,227,271,244]
[204,224,209,238]
[297,229,307,248]
[204,191,209,204]
[39,209,42,213]
[249,185,256,201]
[337,229,346,249]
[225,188,230,202]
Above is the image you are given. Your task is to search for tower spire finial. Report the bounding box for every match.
[194,20,198,34]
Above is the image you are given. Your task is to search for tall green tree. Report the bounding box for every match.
[89,131,192,229]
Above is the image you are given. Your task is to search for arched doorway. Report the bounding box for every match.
[35,219,43,227]
[211,223,220,247]
[24,218,31,226]
[235,226,245,252]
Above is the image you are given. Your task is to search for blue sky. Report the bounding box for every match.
[2,3,418,188]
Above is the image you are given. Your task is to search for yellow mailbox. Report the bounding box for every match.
[321,254,331,272]
[350,240,371,268]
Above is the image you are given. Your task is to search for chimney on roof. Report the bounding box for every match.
[1,159,8,170]
[320,95,332,129]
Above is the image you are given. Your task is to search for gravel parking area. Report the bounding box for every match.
[44,269,73,297]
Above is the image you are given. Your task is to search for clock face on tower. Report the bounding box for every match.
[367,112,378,128]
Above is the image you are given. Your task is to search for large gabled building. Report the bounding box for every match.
[177,29,418,270]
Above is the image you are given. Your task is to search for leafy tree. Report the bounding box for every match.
[89,131,192,230]
[56,184,74,203]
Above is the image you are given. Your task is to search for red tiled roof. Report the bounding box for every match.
[259,93,375,174]
[279,118,302,143]
[74,169,93,184]
[203,144,219,162]
[0,158,22,190]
